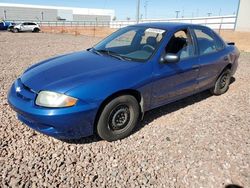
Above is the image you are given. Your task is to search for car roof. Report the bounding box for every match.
[22,22,37,24]
[130,22,206,30]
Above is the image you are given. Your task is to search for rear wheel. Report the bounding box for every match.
[97,95,140,141]
[210,69,232,95]
[33,28,40,32]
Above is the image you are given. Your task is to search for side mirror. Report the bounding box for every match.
[160,53,180,64]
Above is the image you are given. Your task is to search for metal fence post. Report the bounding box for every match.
[219,17,223,35]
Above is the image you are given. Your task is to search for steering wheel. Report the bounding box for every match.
[142,44,155,52]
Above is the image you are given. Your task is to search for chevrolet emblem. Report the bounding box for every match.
[16,87,21,93]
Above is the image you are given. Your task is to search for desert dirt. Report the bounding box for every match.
[0,32,250,187]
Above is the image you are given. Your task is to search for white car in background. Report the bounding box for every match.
[9,22,40,33]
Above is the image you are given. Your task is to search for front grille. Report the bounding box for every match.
[15,78,36,101]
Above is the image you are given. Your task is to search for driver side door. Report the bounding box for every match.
[151,28,200,108]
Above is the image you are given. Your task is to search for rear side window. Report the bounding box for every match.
[29,23,36,25]
[194,29,221,55]
[213,32,225,51]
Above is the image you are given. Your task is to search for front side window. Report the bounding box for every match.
[165,29,195,60]
[194,29,219,55]
[93,26,167,61]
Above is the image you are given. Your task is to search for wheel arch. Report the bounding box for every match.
[93,89,144,132]
[33,27,40,32]
[224,63,232,70]
[218,63,232,78]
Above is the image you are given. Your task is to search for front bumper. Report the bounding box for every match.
[8,79,98,139]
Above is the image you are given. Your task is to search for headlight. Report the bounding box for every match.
[35,91,77,108]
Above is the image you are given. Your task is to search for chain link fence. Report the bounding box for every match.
[5,15,236,37]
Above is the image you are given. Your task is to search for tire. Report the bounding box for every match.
[97,95,140,141]
[33,28,40,33]
[210,69,232,95]
[13,28,19,33]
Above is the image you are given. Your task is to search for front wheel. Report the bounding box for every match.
[210,69,232,95]
[13,28,19,33]
[97,95,140,141]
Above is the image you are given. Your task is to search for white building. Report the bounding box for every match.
[0,3,115,22]
[235,0,250,31]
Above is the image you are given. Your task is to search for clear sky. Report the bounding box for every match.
[0,0,239,20]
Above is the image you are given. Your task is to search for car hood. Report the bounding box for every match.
[21,51,141,93]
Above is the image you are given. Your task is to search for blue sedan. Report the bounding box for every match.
[8,23,240,141]
[0,21,14,30]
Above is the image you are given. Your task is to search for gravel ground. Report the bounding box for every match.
[0,32,249,188]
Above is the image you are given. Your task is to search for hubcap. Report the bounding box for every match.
[109,105,130,131]
[220,73,230,89]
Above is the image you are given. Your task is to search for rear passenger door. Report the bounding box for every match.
[192,27,228,91]
[27,23,35,31]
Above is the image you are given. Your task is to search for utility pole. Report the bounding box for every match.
[144,0,148,20]
[136,0,140,23]
[41,12,44,21]
[4,10,7,20]
[175,10,180,18]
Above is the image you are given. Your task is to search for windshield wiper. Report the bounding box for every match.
[89,48,133,61]
[87,48,103,56]
[95,49,129,61]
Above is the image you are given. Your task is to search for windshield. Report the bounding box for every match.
[92,26,167,62]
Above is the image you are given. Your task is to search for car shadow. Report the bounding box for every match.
[63,77,236,144]
[225,184,244,188]
[61,134,101,144]
[134,76,236,133]
[134,90,213,134]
